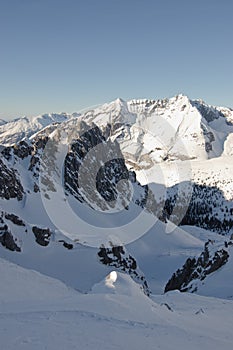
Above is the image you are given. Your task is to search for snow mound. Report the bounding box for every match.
[105,270,118,288]
[91,271,146,297]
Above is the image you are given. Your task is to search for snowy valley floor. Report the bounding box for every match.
[1,257,233,350]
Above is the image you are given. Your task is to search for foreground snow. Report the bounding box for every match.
[1,257,233,350]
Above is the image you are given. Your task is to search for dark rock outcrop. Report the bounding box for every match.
[64,123,149,211]
[13,140,33,159]
[162,183,233,234]
[32,226,52,246]
[164,240,229,293]
[98,246,150,296]
[0,224,21,252]
[4,213,25,226]
[58,240,73,250]
[0,158,24,200]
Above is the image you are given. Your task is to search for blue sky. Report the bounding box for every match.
[0,0,232,119]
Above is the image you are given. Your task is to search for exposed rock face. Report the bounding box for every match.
[64,123,149,211]
[191,100,223,123]
[164,240,229,293]
[64,124,109,204]
[4,213,25,226]
[0,223,21,252]
[98,246,150,296]
[32,226,52,247]
[2,140,33,160]
[0,158,24,200]
[13,140,33,159]
[58,240,73,250]
[162,183,233,234]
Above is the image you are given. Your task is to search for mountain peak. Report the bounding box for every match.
[170,93,191,104]
[0,119,6,126]
[115,97,125,104]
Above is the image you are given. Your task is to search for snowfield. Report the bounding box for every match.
[1,257,233,350]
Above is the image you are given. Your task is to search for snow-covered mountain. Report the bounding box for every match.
[0,94,233,304]
[1,94,233,348]
[0,112,78,146]
[1,95,233,160]
[81,95,233,164]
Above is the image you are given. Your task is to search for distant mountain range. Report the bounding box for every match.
[1,95,233,159]
[0,112,80,146]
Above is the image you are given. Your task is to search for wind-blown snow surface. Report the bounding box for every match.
[1,257,233,350]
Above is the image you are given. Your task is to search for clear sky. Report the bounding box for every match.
[0,0,232,119]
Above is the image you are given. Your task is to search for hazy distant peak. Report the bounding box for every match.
[0,119,6,126]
